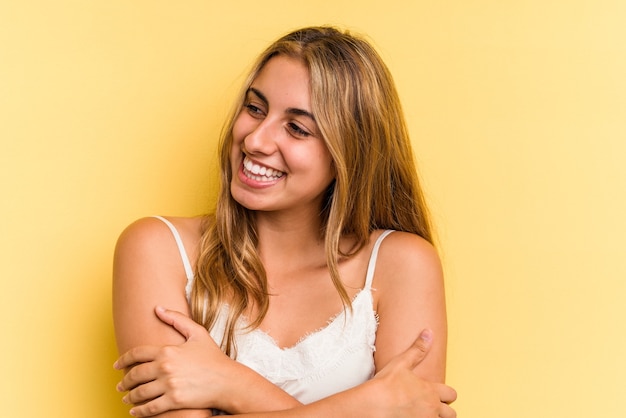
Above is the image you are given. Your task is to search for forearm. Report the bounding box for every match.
[219,361,302,414]
[150,409,213,418]
[226,381,377,418]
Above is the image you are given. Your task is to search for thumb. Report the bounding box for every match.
[155,306,202,341]
[397,329,433,370]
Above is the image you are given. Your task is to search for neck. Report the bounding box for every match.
[254,209,327,269]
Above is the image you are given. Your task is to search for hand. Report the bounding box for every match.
[370,329,457,418]
[114,306,236,416]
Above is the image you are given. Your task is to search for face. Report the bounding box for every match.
[230,55,335,216]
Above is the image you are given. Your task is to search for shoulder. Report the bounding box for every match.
[370,230,443,303]
[375,230,441,277]
[114,216,204,273]
[116,216,203,250]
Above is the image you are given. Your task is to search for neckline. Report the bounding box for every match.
[244,287,372,352]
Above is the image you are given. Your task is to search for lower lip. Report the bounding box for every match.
[237,161,283,188]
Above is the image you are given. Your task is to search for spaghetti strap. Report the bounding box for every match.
[152,216,194,300]
[364,230,395,290]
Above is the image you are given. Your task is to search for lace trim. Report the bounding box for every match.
[251,287,371,351]
[229,288,378,382]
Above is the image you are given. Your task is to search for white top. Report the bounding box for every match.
[154,216,393,404]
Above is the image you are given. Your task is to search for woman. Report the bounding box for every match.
[113,26,456,417]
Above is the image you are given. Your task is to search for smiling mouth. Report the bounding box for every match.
[243,156,285,182]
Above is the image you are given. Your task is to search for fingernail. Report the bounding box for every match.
[420,329,433,344]
[122,395,129,404]
[113,361,119,370]
[129,408,136,416]
[116,382,124,392]
[155,305,165,313]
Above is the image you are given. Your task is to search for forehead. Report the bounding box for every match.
[250,56,311,107]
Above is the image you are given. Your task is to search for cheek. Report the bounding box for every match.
[231,114,252,162]
[316,147,335,177]
[229,118,245,171]
[231,113,246,144]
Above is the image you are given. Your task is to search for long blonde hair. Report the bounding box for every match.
[191,26,433,356]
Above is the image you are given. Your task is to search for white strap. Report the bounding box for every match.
[153,216,194,299]
[364,230,395,289]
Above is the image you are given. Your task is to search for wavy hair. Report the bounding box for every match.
[191,26,433,356]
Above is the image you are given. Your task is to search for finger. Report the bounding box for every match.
[155,306,203,341]
[129,396,177,418]
[439,402,457,418]
[435,383,457,405]
[123,380,164,406]
[114,345,161,370]
[118,361,158,392]
[394,329,433,370]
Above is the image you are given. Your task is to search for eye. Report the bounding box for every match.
[244,103,265,118]
[287,122,311,138]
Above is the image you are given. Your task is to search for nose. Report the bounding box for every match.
[243,119,278,156]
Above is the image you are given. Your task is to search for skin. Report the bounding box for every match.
[113,56,454,417]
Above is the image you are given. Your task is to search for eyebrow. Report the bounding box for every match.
[247,87,316,122]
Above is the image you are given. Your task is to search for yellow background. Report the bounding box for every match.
[1,1,624,416]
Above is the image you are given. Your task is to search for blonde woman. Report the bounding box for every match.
[113,26,456,417]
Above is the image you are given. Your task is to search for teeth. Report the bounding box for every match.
[243,157,284,182]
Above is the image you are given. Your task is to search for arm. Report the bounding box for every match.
[113,218,299,416]
[113,217,212,417]
[372,231,448,381]
[118,314,456,418]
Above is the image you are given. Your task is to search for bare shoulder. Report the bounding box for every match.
[116,216,203,249]
[115,216,203,266]
[374,230,442,285]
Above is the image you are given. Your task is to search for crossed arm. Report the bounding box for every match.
[116,307,455,417]
[112,219,456,417]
